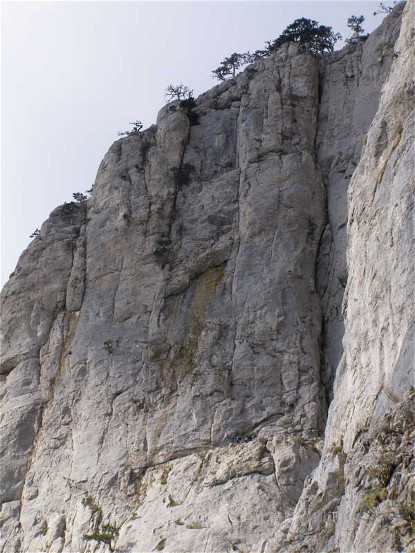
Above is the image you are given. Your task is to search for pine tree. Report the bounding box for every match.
[346,15,369,44]
[212,53,251,81]
[73,192,88,203]
[266,18,341,55]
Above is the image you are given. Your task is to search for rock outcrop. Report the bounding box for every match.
[1,3,413,552]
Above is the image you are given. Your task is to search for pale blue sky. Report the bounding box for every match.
[2,1,389,286]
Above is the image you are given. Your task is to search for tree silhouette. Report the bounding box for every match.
[164,84,193,101]
[212,18,341,81]
[249,48,269,61]
[266,18,341,55]
[212,52,251,81]
[374,2,398,15]
[73,192,88,203]
[346,15,369,44]
[118,120,143,136]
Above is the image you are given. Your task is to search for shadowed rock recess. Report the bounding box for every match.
[0,4,413,553]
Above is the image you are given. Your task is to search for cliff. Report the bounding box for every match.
[0,3,413,552]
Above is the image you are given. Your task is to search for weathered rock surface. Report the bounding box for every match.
[315,6,404,402]
[0,3,413,552]
[279,2,415,551]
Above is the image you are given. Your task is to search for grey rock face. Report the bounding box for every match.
[316,6,403,403]
[0,4,412,552]
[282,2,415,551]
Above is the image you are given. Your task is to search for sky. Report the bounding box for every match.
[1,0,392,287]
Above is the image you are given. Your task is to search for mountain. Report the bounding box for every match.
[1,3,413,552]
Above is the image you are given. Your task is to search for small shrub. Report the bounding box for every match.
[155,538,166,551]
[167,494,181,508]
[352,426,368,446]
[186,522,205,529]
[104,339,118,354]
[174,518,184,525]
[245,66,258,77]
[165,84,193,101]
[30,228,40,238]
[83,532,111,545]
[370,457,396,487]
[398,502,415,535]
[332,484,345,497]
[179,98,197,111]
[172,163,195,186]
[312,493,332,513]
[331,444,343,455]
[118,120,143,136]
[61,202,77,215]
[73,192,88,203]
[312,485,345,513]
[376,42,392,59]
[134,470,147,507]
[83,495,102,515]
[336,275,347,290]
[160,465,171,485]
[179,97,200,125]
[83,524,119,550]
[132,398,144,407]
[101,524,119,535]
[360,487,387,514]
[199,449,208,462]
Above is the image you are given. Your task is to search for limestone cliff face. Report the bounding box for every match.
[0,4,412,553]
[283,3,414,551]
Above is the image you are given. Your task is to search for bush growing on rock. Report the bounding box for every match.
[118,120,143,136]
[72,192,88,203]
[179,97,200,125]
[172,163,195,186]
[164,83,193,101]
[83,524,119,551]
